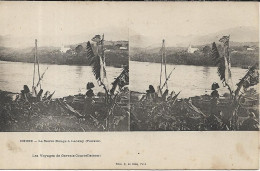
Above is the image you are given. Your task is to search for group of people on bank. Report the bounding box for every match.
[18,85,54,102]
[17,80,259,131]
[144,85,173,102]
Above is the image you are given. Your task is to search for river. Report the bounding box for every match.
[0,61,122,98]
[130,61,256,98]
[0,60,256,99]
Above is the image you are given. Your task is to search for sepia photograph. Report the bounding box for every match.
[129,3,259,131]
[0,2,259,170]
[0,2,130,132]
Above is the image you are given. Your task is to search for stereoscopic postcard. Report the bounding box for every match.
[0,1,259,169]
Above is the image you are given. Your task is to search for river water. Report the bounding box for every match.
[0,61,122,98]
[0,60,256,99]
[130,61,256,98]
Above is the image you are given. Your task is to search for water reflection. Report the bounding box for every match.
[0,61,122,98]
[202,66,210,78]
[130,61,249,98]
[75,65,83,78]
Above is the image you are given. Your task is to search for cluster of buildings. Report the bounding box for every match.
[186,44,256,54]
[59,40,128,54]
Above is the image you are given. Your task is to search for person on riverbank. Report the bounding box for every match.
[207,82,224,130]
[86,82,95,98]
[210,82,220,115]
[84,82,95,117]
[146,85,156,100]
[20,85,31,102]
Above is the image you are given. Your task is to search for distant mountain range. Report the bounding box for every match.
[0,26,258,49]
[0,35,128,51]
[130,26,259,48]
[69,40,128,49]
[0,26,129,49]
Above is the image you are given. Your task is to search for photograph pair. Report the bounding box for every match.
[0,2,258,132]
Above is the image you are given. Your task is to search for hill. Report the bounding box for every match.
[130,26,258,48]
[0,40,129,67]
[130,42,259,68]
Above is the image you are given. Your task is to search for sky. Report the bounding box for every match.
[128,2,259,47]
[0,2,258,48]
[0,2,129,48]
[129,2,258,36]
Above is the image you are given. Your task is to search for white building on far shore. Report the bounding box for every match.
[60,46,70,53]
[187,44,199,53]
[247,47,255,51]
[119,46,128,50]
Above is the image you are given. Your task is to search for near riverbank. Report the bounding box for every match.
[0,90,129,132]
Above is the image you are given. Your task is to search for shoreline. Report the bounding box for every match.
[0,89,130,132]
[130,89,259,131]
[0,59,125,68]
[130,60,257,70]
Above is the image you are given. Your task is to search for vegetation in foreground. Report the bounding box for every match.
[0,89,129,132]
[130,88,259,131]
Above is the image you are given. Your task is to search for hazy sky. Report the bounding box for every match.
[0,2,129,47]
[129,2,258,35]
[0,2,258,47]
[128,2,259,47]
